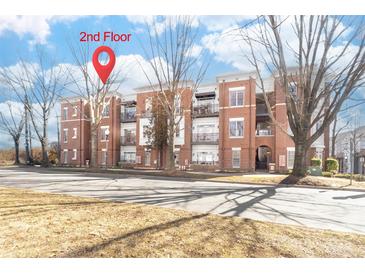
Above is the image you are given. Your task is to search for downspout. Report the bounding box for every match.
[221,80,225,170]
[249,78,252,172]
[79,99,82,167]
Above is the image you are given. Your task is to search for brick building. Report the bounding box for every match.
[60,71,330,172]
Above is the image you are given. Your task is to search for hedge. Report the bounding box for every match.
[325,158,339,173]
[311,157,322,167]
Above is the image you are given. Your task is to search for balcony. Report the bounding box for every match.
[119,157,136,164]
[193,103,219,117]
[120,112,136,122]
[256,128,273,136]
[256,104,269,116]
[192,133,219,144]
[191,160,219,165]
[120,135,136,146]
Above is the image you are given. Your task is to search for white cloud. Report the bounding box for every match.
[201,16,358,75]
[198,15,256,31]
[0,16,83,45]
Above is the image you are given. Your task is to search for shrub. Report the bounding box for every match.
[311,157,322,167]
[322,171,332,177]
[325,158,339,173]
[334,173,365,182]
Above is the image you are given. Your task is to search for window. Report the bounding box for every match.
[287,148,295,169]
[145,97,152,112]
[122,152,136,163]
[72,128,77,139]
[229,119,244,137]
[143,125,149,139]
[102,104,110,117]
[72,106,77,117]
[63,149,68,164]
[101,149,107,165]
[101,127,109,141]
[232,149,240,168]
[72,149,77,160]
[288,82,297,98]
[63,107,68,120]
[176,123,180,137]
[196,152,216,164]
[63,129,68,143]
[230,89,244,106]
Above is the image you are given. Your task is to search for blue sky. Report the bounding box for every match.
[0,15,364,148]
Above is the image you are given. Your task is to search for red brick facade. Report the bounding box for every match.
[60,73,330,172]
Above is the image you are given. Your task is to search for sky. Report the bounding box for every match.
[0,15,364,149]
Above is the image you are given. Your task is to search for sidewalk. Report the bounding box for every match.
[20,165,365,192]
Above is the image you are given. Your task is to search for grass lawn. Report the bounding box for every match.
[0,186,364,258]
[207,174,365,190]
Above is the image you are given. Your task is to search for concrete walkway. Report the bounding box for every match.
[1,167,365,234]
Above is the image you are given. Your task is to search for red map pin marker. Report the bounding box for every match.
[92,46,116,84]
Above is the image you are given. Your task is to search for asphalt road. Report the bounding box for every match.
[1,167,365,234]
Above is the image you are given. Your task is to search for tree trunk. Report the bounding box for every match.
[14,138,20,165]
[331,135,336,157]
[90,126,98,168]
[41,120,49,167]
[24,107,32,164]
[166,123,175,171]
[292,139,308,177]
[41,140,49,167]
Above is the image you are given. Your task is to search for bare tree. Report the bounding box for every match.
[0,101,25,164]
[145,96,168,169]
[347,112,365,184]
[0,47,66,166]
[64,42,123,168]
[241,15,365,177]
[139,16,209,171]
[331,113,350,157]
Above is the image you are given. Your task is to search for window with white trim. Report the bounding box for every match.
[63,107,68,120]
[287,148,295,169]
[101,126,109,141]
[101,149,107,165]
[72,149,77,160]
[102,104,110,117]
[232,149,240,168]
[229,118,244,137]
[122,152,136,163]
[288,82,297,99]
[72,128,77,139]
[230,89,244,106]
[72,106,77,117]
[63,149,68,164]
[63,128,68,143]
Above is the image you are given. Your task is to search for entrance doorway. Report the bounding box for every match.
[144,150,151,166]
[256,146,271,171]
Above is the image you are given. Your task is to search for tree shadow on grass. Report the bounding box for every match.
[64,213,209,257]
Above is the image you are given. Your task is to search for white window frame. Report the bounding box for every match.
[72,106,77,117]
[63,107,68,120]
[229,118,244,138]
[63,149,68,164]
[232,147,241,168]
[72,149,77,160]
[72,128,77,139]
[287,147,295,169]
[63,128,68,143]
[101,149,107,165]
[102,104,110,117]
[229,87,244,107]
[100,126,109,141]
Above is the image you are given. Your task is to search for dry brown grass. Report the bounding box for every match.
[208,174,365,190]
[1,186,364,258]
